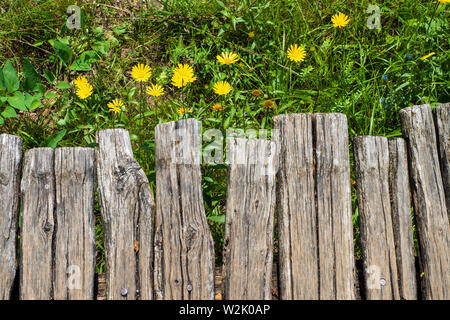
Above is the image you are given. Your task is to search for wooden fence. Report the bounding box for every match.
[0,103,448,300]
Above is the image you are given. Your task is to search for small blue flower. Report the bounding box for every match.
[383,75,388,81]
[380,98,385,103]
[384,104,390,109]
[406,54,412,60]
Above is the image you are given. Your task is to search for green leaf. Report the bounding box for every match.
[0,69,5,91]
[7,91,27,111]
[70,51,98,71]
[1,106,17,118]
[29,99,42,111]
[22,58,41,92]
[43,129,67,148]
[45,91,58,99]
[43,70,55,84]
[207,215,226,223]
[56,81,71,89]
[2,60,20,93]
[0,116,4,124]
[49,40,73,66]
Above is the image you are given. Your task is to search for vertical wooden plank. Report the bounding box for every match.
[20,148,55,300]
[400,104,449,300]
[433,103,450,216]
[388,138,417,300]
[312,114,356,300]
[154,119,214,300]
[0,134,22,300]
[223,138,277,300]
[53,148,96,300]
[273,114,318,300]
[353,136,400,300]
[96,129,154,300]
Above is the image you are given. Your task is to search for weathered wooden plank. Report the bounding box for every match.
[353,136,400,300]
[96,129,154,300]
[223,137,277,300]
[273,114,318,300]
[53,148,96,300]
[312,113,356,300]
[0,134,22,300]
[433,103,450,217]
[20,148,55,300]
[154,119,214,300]
[399,104,449,300]
[388,138,417,300]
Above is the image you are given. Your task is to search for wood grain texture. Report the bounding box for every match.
[154,119,214,300]
[399,104,449,300]
[353,136,400,300]
[433,103,450,216]
[388,138,417,300]
[313,114,356,300]
[54,148,96,300]
[96,129,154,300]
[223,137,277,300]
[273,114,318,300]
[20,148,55,300]
[0,134,22,300]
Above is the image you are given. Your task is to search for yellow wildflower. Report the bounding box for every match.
[75,82,93,99]
[131,63,152,82]
[213,81,232,95]
[287,44,306,62]
[248,31,255,38]
[250,89,263,96]
[177,107,192,115]
[171,64,197,88]
[107,99,125,114]
[73,76,89,88]
[146,83,164,97]
[212,103,225,112]
[331,12,350,28]
[217,51,240,65]
[262,99,276,109]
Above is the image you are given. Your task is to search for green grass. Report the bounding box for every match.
[1,0,449,271]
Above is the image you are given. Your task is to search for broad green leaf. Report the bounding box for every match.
[1,106,17,118]
[29,99,42,111]
[43,129,67,148]
[56,81,71,89]
[7,91,27,111]
[0,116,4,124]
[49,40,73,66]
[0,69,5,91]
[3,60,20,93]
[22,58,41,92]
[207,215,226,223]
[43,70,55,84]
[45,91,58,99]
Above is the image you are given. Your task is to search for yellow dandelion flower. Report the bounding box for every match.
[420,52,436,60]
[213,81,232,95]
[212,103,225,112]
[438,0,449,3]
[217,51,240,65]
[177,107,192,115]
[204,84,209,89]
[131,63,152,82]
[248,31,255,38]
[107,99,125,114]
[171,64,197,88]
[250,89,263,96]
[73,76,89,88]
[287,44,306,62]
[351,178,356,185]
[146,83,164,97]
[262,99,276,109]
[331,12,351,28]
[75,82,93,99]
